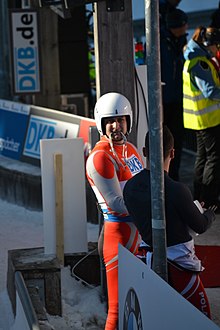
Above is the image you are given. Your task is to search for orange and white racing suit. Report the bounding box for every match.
[86,135,144,330]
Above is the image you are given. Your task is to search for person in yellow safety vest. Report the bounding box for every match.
[183,26,220,212]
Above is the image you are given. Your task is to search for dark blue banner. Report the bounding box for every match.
[0,99,30,160]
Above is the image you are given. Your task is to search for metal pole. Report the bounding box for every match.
[0,0,11,99]
[145,0,168,281]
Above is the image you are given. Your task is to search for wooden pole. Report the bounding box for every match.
[54,153,64,265]
[0,0,11,99]
[93,1,137,144]
[34,7,61,109]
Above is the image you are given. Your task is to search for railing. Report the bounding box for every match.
[14,271,40,330]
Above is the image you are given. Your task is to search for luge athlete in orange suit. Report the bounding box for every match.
[86,92,144,330]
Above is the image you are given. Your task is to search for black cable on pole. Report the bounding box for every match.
[134,65,149,130]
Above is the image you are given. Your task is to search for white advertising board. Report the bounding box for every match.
[24,114,79,159]
[10,10,40,94]
[118,245,219,330]
[40,138,88,255]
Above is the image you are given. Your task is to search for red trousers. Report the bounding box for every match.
[168,260,211,318]
[136,247,211,319]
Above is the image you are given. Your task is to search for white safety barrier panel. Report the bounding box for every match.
[40,138,88,255]
[118,245,219,330]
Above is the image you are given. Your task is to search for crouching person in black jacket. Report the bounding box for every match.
[123,125,217,319]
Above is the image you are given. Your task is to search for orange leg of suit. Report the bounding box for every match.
[102,221,140,330]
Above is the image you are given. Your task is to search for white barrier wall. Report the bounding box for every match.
[40,138,88,255]
[118,245,219,330]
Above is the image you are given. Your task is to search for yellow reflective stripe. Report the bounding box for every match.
[183,57,220,130]
[184,98,207,111]
[184,109,220,130]
[183,93,204,101]
[184,103,220,115]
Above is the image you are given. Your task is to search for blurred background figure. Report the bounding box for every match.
[183,26,220,212]
[160,8,188,180]
[210,1,220,72]
[159,0,183,28]
[210,1,220,28]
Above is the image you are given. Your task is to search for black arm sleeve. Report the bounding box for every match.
[175,183,215,234]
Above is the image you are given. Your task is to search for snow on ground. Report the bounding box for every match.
[0,199,106,330]
[48,267,106,330]
[0,200,43,292]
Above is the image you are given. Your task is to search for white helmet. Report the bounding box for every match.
[94,92,133,135]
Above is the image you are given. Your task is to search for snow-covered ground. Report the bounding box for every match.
[0,199,106,330]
